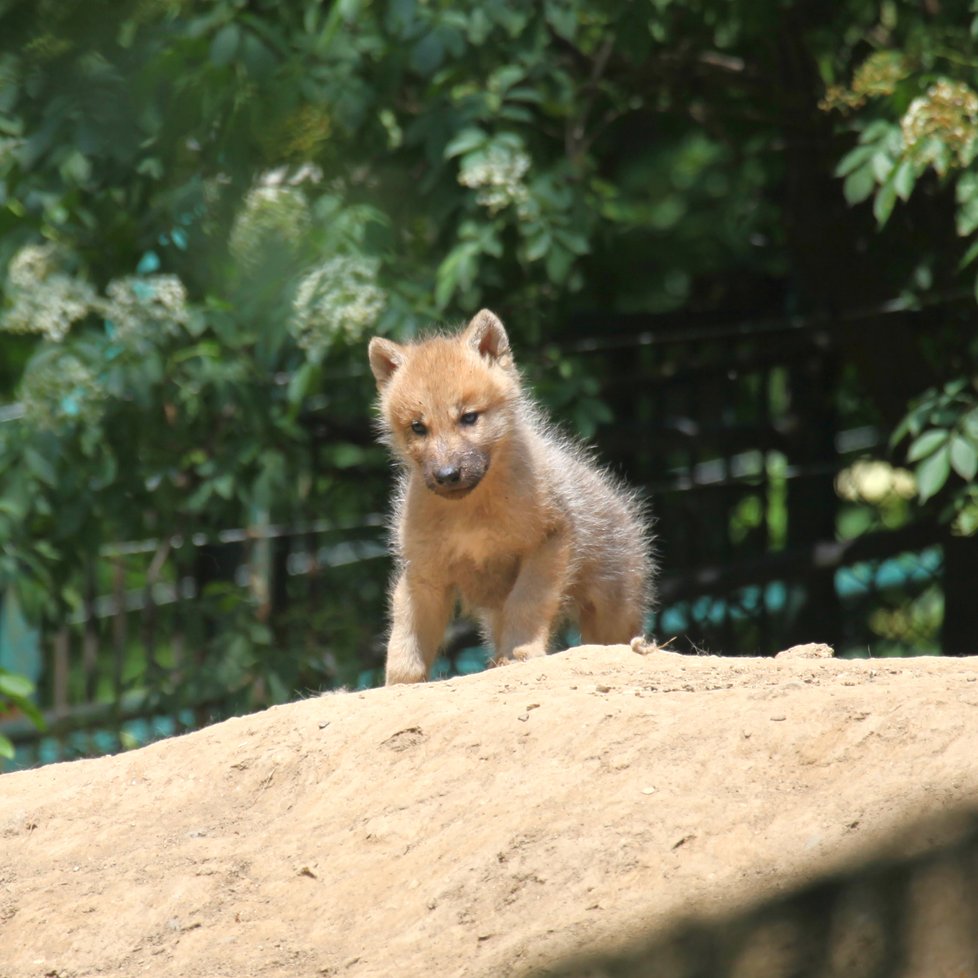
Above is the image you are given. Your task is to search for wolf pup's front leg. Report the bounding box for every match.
[494,528,571,662]
[385,569,452,685]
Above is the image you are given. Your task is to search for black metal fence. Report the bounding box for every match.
[1,303,972,769]
[563,304,963,662]
[0,519,393,768]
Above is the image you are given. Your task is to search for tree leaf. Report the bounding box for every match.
[961,406,978,440]
[17,697,45,730]
[954,173,978,238]
[545,1,577,41]
[907,428,948,462]
[24,447,57,487]
[435,243,478,309]
[490,65,525,94]
[891,404,923,444]
[0,670,34,700]
[466,8,491,44]
[555,227,589,255]
[444,128,486,159]
[956,193,978,237]
[843,165,875,205]
[523,227,551,262]
[892,158,915,202]
[860,119,893,143]
[950,434,978,481]
[409,32,443,75]
[871,150,894,183]
[545,244,574,283]
[834,144,876,179]
[287,361,322,405]
[916,445,951,503]
[873,177,898,227]
[210,24,240,67]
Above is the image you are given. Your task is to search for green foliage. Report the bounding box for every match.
[0,0,791,661]
[893,377,978,530]
[831,76,978,228]
[823,11,978,528]
[2,0,978,724]
[0,667,43,759]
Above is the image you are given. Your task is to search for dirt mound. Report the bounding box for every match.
[2,644,978,978]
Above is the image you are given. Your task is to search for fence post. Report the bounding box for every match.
[784,348,842,650]
[942,531,978,656]
[52,627,70,759]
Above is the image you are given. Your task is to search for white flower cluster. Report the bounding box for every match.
[901,79,978,170]
[1,243,193,349]
[458,143,531,214]
[1,243,97,342]
[229,183,310,268]
[289,255,386,361]
[835,459,916,504]
[19,351,104,431]
[101,275,189,344]
[8,242,57,288]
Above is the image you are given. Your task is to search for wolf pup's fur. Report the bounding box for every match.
[368,309,653,685]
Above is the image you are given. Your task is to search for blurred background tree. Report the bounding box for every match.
[1,0,976,764]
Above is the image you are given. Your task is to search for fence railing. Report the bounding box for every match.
[1,518,392,768]
[2,514,947,770]
[1,303,968,769]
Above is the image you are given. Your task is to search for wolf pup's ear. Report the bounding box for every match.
[368,337,407,388]
[464,309,513,369]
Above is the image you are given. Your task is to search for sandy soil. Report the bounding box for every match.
[2,643,978,978]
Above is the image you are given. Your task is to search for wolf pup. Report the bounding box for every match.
[368,309,653,685]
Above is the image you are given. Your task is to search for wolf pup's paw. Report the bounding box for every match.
[511,642,547,662]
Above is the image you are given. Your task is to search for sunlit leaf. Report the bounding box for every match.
[907,428,949,462]
[0,671,34,699]
[892,158,915,201]
[871,150,894,184]
[834,145,875,179]
[444,128,487,159]
[843,165,875,205]
[962,407,978,440]
[873,177,898,227]
[860,119,893,143]
[950,434,978,481]
[916,445,951,502]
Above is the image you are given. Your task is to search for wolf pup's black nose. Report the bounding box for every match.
[434,465,461,485]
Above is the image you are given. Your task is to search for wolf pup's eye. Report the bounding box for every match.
[459,411,480,426]
[410,420,427,436]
